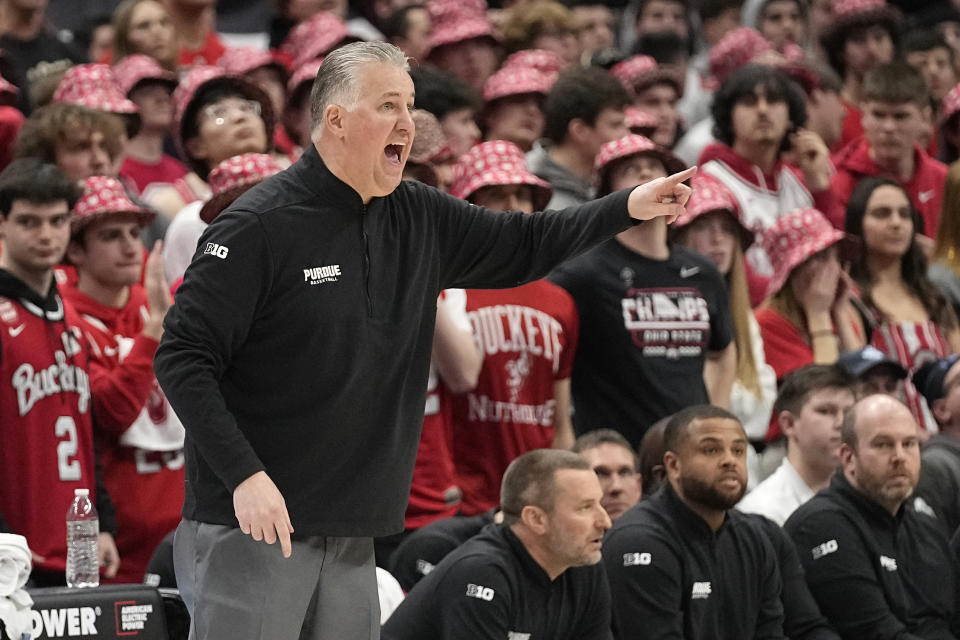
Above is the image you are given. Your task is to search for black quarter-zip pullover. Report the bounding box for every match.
[154,145,636,537]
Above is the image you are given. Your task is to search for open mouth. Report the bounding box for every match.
[384,144,403,165]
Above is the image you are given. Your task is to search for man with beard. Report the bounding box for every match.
[382,449,613,639]
[785,395,960,639]
[602,405,786,640]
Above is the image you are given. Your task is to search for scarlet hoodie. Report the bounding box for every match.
[698,142,840,305]
[61,282,184,584]
[830,138,947,238]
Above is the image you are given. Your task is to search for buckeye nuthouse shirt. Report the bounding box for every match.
[154,145,637,538]
[381,523,613,640]
[784,472,960,639]
[603,483,785,640]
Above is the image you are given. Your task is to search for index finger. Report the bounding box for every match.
[664,166,697,184]
[277,520,293,558]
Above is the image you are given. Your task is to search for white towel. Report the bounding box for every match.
[0,534,33,639]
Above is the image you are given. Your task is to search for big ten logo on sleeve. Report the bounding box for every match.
[202,242,229,259]
[466,583,496,601]
[620,288,710,359]
[623,552,652,567]
[811,539,838,560]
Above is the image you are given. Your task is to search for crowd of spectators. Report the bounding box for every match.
[3,0,960,637]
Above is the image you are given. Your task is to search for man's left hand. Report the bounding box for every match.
[627,166,697,223]
[97,532,120,579]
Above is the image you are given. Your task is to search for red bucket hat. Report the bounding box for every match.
[218,47,289,80]
[610,55,681,96]
[594,134,687,183]
[450,140,551,209]
[426,0,497,57]
[287,58,324,102]
[53,64,139,114]
[671,175,754,249]
[113,54,177,97]
[625,106,657,135]
[761,208,857,300]
[820,0,901,53]
[502,49,567,76]
[483,65,553,103]
[72,176,156,234]
[173,65,276,176]
[199,153,285,224]
[707,28,773,89]
[279,12,350,70]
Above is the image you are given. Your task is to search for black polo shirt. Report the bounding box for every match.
[785,472,960,639]
[603,483,785,640]
[382,523,612,640]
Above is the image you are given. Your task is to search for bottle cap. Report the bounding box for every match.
[74,488,89,497]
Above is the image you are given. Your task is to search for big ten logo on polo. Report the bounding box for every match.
[202,242,229,259]
[811,539,838,560]
[466,583,495,601]
[623,552,652,567]
[303,264,342,286]
[620,288,710,358]
[115,600,155,635]
[30,606,100,638]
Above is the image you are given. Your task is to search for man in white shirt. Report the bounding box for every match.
[738,364,854,525]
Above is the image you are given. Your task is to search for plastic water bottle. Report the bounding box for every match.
[66,488,99,588]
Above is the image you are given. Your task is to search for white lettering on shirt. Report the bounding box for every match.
[811,539,839,560]
[465,584,495,601]
[468,304,565,372]
[12,336,90,416]
[623,552,652,566]
[691,582,712,599]
[303,264,342,285]
[879,555,898,572]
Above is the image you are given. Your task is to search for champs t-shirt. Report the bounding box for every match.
[550,240,732,447]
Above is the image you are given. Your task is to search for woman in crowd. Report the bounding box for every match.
[845,176,960,431]
[755,208,865,386]
[671,176,777,458]
[111,0,178,72]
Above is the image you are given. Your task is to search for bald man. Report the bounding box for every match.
[785,395,960,639]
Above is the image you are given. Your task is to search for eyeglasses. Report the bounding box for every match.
[202,98,261,126]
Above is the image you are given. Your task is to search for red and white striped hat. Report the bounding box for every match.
[761,207,857,299]
[72,176,155,233]
[280,12,350,69]
[594,133,686,176]
[449,140,551,209]
[113,54,177,97]
[483,65,553,102]
[610,55,681,95]
[53,64,139,114]
[199,153,285,223]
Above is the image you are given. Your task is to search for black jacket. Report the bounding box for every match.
[603,483,785,640]
[916,434,960,535]
[154,145,635,537]
[784,472,960,639]
[382,523,612,640]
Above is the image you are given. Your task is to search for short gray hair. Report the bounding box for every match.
[500,449,592,525]
[309,41,410,133]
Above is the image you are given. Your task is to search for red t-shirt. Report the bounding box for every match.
[451,280,578,515]
[120,154,189,197]
[0,291,95,573]
[60,283,185,584]
[179,31,227,67]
